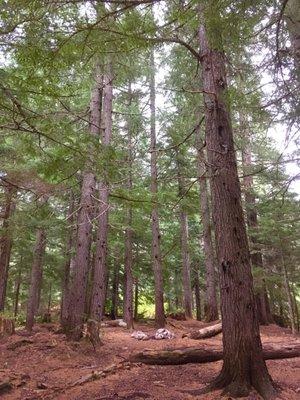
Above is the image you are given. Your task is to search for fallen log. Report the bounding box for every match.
[130,344,300,365]
[183,322,222,339]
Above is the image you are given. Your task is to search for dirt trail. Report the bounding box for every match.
[0,320,299,399]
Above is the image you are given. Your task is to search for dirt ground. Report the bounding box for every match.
[0,319,299,400]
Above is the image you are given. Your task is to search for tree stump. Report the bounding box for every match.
[0,316,15,336]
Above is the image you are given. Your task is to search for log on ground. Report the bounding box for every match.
[183,322,222,339]
[130,344,300,365]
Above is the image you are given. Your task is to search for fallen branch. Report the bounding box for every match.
[130,344,300,365]
[183,322,222,339]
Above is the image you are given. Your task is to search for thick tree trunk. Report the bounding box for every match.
[150,50,165,328]
[185,322,222,339]
[123,82,134,329]
[194,271,202,321]
[0,184,16,311]
[198,14,276,399]
[195,134,218,322]
[26,224,47,332]
[241,117,271,325]
[90,61,113,326]
[176,151,193,319]
[130,344,300,365]
[66,69,102,340]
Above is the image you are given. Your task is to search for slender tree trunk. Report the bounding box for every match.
[150,50,165,328]
[194,271,202,321]
[26,224,47,332]
[285,0,300,75]
[195,130,218,321]
[134,278,139,321]
[14,268,21,317]
[110,257,119,320]
[123,82,134,329]
[281,252,296,334]
[90,60,113,329]
[66,69,102,340]
[291,285,299,331]
[176,151,193,319]
[61,191,76,328]
[197,13,275,399]
[0,184,16,311]
[241,116,271,325]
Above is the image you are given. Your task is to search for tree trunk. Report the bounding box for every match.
[26,223,47,332]
[194,271,202,321]
[66,69,102,340]
[185,322,222,339]
[14,268,21,317]
[197,12,276,399]
[195,132,218,322]
[0,184,16,311]
[89,60,113,342]
[285,0,300,75]
[123,82,134,329]
[110,257,120,320]
[130,344,300,365]
[150,49,165,328]
[176,151,193,319]
[134,278,139,321]
[241,116,271,325]
[281,252,296,334]
[61,191,76,329]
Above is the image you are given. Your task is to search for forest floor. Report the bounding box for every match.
[0,319,299,400]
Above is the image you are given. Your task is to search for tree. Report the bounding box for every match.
[197,6,276,398]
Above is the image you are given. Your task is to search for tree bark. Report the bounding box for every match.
[89,60,113,340]
[281,252,296,334]
[123,82,134,329]
[14,268,21,317]
[185,322,222,339]
[110,255,120,320]
[66,68,102,340]
[26,220,47,332]
[197,11,276,399]
[0,183,16,311]
[150,49,165,328]
[130,344,300,365]
[194,271,202,321]
[195,131,218,322]
[176,151,193,319]
[60,191,76,329]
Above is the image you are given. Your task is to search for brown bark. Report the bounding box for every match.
[150,49,165,328]
[60,191,76,329]
[130,344,300,365]
[110,256,120,320]
[194,271,202,321]
[26,219,47,332]
[176,151,193,319]
[195,132,218,322]
[0,316,15,336]
[281,252,296,334]
[134,278,139,321]
[14,268,21,317]
[0,184,16,311]
[90,60,113,327]
[123,82,134,329]
[198,12,276,399]
[185,322,222,339]
[66,69,102,340]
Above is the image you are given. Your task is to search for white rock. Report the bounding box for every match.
[131,331,149,340]
[154,328,175,340]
